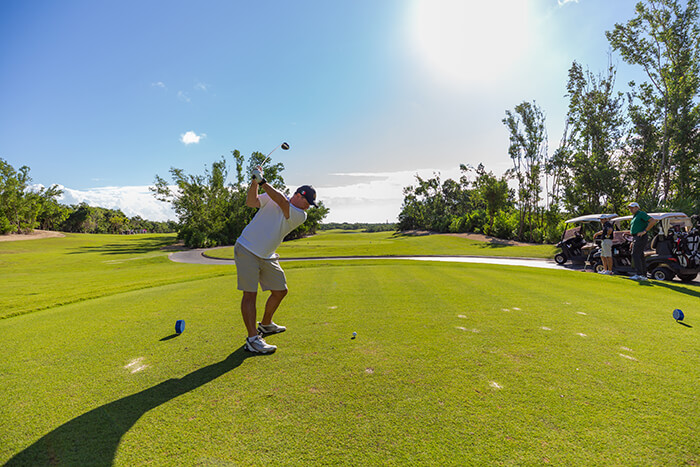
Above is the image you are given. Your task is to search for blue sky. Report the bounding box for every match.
[1,0,645,222]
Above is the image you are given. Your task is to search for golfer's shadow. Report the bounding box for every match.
[6,347,251,466]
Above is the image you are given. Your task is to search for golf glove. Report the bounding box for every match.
[252,168,265,184]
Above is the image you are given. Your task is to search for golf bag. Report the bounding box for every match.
[673,228,700,268]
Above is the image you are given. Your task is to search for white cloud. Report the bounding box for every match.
[557,0,579,5]
[306,167,466,223]
[194,82,209,91]
[177,90,191,102]
[180,131,206,145]
[56,185,176,222]
[151,81,166,88]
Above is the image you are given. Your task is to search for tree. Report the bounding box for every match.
[607,0,700,204]
[472,164,510,232]
[0,158,62,234]
[560,61,628,215]
[397,171,475,233]
[36,188,69,231]
[502,101,548,241]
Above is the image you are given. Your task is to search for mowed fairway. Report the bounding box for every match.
[1,234,698,465]
[205,230,557,260]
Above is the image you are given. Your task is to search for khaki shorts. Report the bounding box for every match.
[234,243,287,292]
[601,239,613,257]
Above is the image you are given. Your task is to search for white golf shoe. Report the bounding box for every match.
[257,321,286,335]
[244,335,277,354]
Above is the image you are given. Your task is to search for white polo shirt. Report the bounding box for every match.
[236,193,307,259]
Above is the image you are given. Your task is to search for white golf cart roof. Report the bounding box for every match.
[614,212,691,233]
[565,213,619,224]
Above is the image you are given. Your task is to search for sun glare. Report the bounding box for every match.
[409,0,532,90]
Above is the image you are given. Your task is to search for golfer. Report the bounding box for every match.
[628,202,657,281]
[235,166,317,354]
[597,217,615,275]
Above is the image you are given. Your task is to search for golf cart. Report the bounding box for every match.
[588,212,699,282]
[554,214,618,266]
[646,212,699,282]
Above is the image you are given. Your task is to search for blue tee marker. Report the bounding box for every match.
[175,319,186,334]
[673,309,684,322]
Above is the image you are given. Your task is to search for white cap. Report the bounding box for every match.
[628,202,640,208]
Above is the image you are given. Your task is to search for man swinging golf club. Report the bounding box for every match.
[235,165,317,354]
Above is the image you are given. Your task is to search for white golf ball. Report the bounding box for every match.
[352,331,357,337]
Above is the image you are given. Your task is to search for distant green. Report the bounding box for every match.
[205,230,557,260]
[1,234,698,465]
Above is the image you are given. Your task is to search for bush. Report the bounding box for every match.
[487,210,518,239]
[0,215,11,235]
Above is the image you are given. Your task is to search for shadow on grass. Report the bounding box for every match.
[677,321,693,328]
[476,242,509,249]
[6,348,252,466]
[159,333,180,341]
[637,279,700,298]
[392,231,432,237]
[67,236,177,256]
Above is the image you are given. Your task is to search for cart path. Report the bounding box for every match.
[168,247,574,270]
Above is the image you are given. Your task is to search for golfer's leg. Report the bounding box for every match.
[241,292,258,338]
[261,289,288,325]
[259,259,288,325]
[639,235,648,275]
[633,239,644,275]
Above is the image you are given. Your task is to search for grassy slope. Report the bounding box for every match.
[0,233,229,319]
[205,230,557,260]
[0,233,698,465]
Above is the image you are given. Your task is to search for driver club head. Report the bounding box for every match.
[262,142,290,165]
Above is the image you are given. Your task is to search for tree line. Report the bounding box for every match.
[0,158,176,235]
[399,0,700,242]
[320,222,397,232]
[151,150,329,248]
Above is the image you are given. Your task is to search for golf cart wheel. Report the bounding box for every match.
[678,273,697,283]
[554,253,567,265]
[593,262,605,273]
[651,267,675,281]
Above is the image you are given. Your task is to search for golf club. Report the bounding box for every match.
[261,142,290,166]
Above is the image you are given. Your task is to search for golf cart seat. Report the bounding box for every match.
[650,233,674,256]
[612,230,632,246]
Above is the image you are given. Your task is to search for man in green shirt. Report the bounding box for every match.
[628,202,658,280]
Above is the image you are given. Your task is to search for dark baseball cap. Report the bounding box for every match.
[295,185,317,206]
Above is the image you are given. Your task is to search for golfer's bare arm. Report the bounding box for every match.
[246,180,261,208]
[644,218,659,235]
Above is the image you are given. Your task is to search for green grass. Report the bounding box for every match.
[1,234,699,465]
[205,229,557,260]
[0,233,229,319]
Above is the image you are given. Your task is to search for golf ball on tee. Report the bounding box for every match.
[352,331,357,338]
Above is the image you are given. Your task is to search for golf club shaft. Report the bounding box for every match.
[261,145,281,167]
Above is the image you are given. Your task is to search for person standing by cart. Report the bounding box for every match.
[628,202,657,281]
[598,217,615,275]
